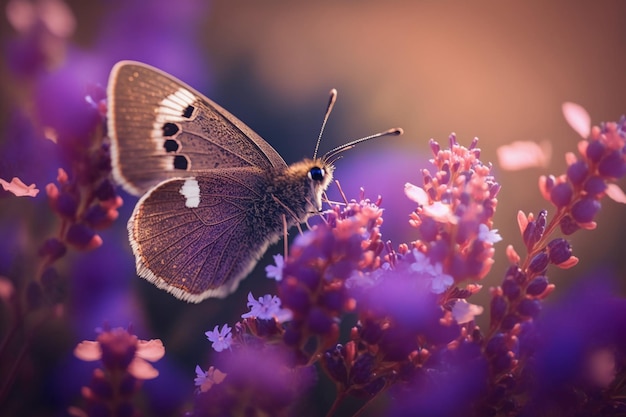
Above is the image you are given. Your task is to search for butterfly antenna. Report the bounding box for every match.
[313,89,338,160]
[322,127,403,162]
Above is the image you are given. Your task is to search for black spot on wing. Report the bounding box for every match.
[164,139,179,152]
[163,122,179,136]
[174,155,189,170]
[183,105,194,119]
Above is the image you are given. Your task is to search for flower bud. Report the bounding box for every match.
[56,192,78,219]
[500,314,520,331]
[550,183,573,208]
[323,345,348,385]
[528,252,549,275]
[38,238,67,262]
[526,276,549,296]
[585,140,605,163]
[566,160,588,185]
[559,215,580,235]
[501,278,520,300]
[598,150,626,179]
[485,333,507,357]
[571,198,601,223]
[490,295,508,324]
[583,176,607,196]
[547,238,572,265]
[66,224,102,250]
[95,179,116,201]
[517,299,541,318]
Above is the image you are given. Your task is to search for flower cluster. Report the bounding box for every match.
[189,143,504,415]
[478,111,626,415]
[2,5,625,415]
[71,326,165,417]
[0,0,209,415]
[190,113,626,416]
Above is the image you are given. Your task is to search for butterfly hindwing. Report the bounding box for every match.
[107,61,288,196]
[129,168,283,302]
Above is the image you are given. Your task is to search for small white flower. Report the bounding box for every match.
[429,263,454,294]
[410,249,454,294]
[452,299,484,324]
[410,249,433,274]
[345,262,390,289]
[477,223,503,244]
[205,324,232,352]
[241,292,292,323]
[265,254,284,281]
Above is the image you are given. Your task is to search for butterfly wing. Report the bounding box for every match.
[107,60,288,196]
[129,168,283,302]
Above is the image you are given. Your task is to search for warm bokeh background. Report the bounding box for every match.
[1,0,625,415]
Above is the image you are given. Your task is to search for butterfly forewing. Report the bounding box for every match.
[129,168,283,302]
[108,61,287,196]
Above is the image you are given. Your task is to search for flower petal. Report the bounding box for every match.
[265,254,284,281]
[74,341,102,361]
[562,102,591,138]
[452,299,484,324]
[404,183,428,205]
[128,357,159,380]
[496,141,551,170]
[605,184,626,204]
[423,201,457,224]
[136,339,165,362]
[0,177,39,197]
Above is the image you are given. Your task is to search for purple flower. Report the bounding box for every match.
[205,324,233,353]
[241,292,292,323]
[409,249,453,294]
[193,365,226,393]
[190,347,315,417]
[477,223,502,244]
[265,254,284,281]
[74,327,164,380]
[522,273,626,414]
[452,299,484,324]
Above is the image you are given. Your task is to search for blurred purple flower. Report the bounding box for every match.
[388,341,488,417]
[521,272,626,415]
[194,365,226,393]
[190,347,315,417]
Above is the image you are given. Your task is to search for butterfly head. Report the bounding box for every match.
[284,158,335,211]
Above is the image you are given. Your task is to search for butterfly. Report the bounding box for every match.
[107,61,401,303]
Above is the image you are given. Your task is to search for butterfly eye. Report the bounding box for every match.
[308,167,325,182]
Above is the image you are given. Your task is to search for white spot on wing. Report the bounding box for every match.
[180,178,200,208]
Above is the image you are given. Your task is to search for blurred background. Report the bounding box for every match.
[1,0,625,415]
